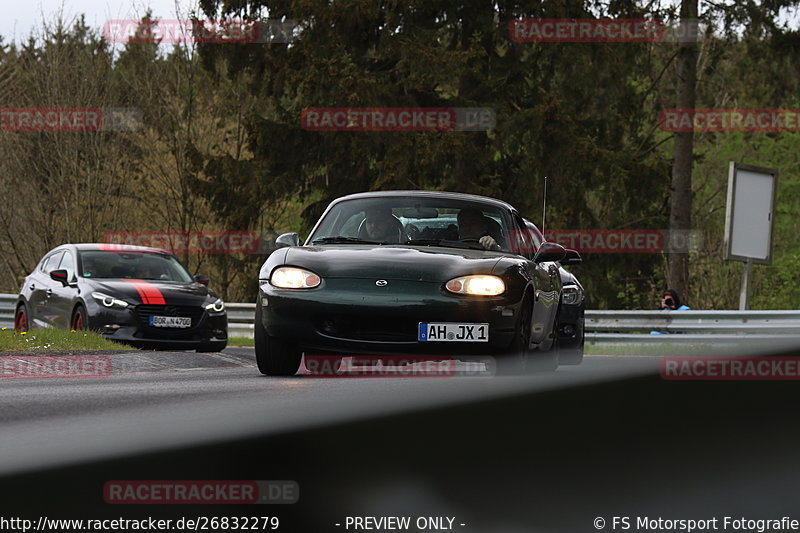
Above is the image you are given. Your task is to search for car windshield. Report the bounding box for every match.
[308,197,513,251]
[78,251,194,282]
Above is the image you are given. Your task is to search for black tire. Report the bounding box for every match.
[71,304,87,331]
[14,303,29,332]
[557,338,584,366]
[527,346,559,373]
[495,293,534,375]
[527,313,559,373]
[254,301,302,376]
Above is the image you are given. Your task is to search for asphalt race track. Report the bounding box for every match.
[1,346,800,532]
[0,349,658,474]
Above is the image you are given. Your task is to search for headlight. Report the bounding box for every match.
[91,292,129,309]
[562,286,582,305]
[205,298,225,312]
[445,275,505,296]
[270,267,321,289]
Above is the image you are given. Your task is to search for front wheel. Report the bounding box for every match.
[14,303,28,332]
[527,346,559,373]
[71,305,87,331]
[527,314,559,373]
[557,337,584,366]
[254,301,302,376]
[495,294,534,375]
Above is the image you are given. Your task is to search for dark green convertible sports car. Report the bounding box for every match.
[255,191,569,376]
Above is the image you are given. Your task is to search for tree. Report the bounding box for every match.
[667,0,698,298]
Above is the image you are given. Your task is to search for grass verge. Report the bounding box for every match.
[0,328,134,352]
[227,336,254,347]
[585,343,738,356]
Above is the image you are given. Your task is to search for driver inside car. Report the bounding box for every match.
[457,208,501,250]
[362,206,402,243]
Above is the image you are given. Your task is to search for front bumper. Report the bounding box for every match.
[86,301,228,350]
[259,279,523,356]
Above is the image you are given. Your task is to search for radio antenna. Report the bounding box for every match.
[542,176,548,239]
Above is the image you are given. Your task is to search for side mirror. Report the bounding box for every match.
[50,269,69,286]
[194,275,209,285]
[561,249,582,265]
[275,232,300,248]
[534,242,566,263]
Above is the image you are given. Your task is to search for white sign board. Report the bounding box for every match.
[724,162,778,265]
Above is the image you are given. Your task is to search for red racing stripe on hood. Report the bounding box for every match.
[122,279,167,305]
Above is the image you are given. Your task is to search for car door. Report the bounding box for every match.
[28,251,63,328]
[49,249,79,328]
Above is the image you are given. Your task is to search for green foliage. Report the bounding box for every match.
[1,2,799,309]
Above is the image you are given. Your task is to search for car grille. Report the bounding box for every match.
[315,315,418,342]
[136,305,206,329]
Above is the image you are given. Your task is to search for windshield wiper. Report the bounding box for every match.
[404,239,486,251]
[312,236,385,245]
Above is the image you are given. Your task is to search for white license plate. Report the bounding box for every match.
[418,322,489,342]
[149,315,192,328]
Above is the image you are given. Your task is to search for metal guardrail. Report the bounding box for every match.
[585,310,800,345]
[2,295,799,344]
[226,303,256,338]
[0,294,16,328]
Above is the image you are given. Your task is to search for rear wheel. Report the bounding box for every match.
[14,303,28,332]
[70,305,87,331]
[254,301,302,376]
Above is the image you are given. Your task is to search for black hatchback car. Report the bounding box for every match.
[14,244,228,351]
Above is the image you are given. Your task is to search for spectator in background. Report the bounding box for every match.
[651,289,691,334]
[661,289,690,311]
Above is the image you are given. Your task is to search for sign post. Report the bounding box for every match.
[723,162,778,310]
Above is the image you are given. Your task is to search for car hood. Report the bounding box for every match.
[284,245,504,282]
[86,279,213,306]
